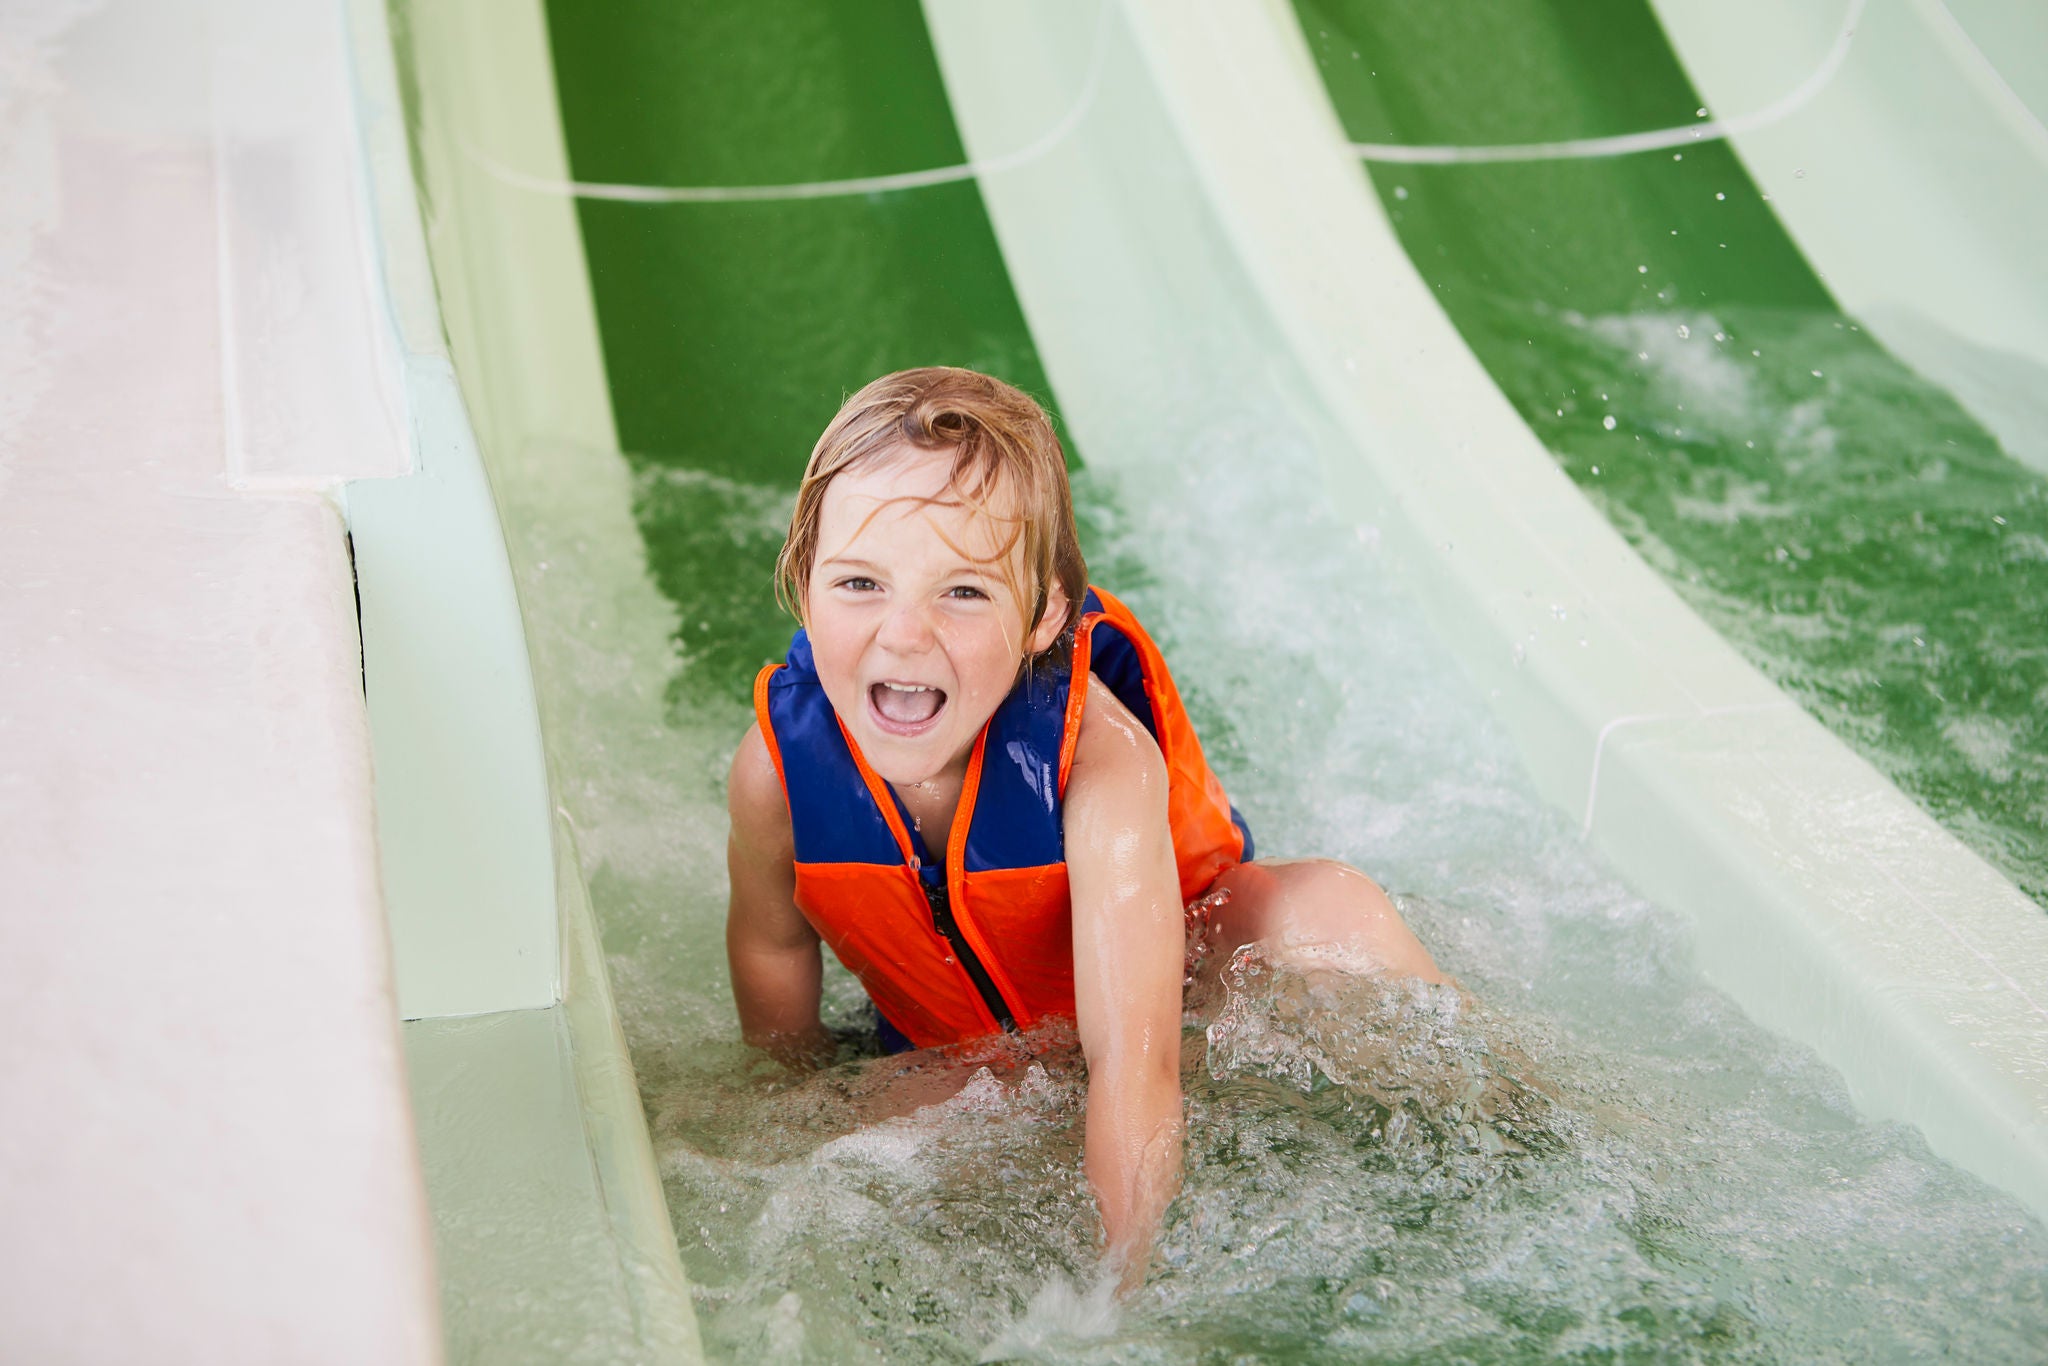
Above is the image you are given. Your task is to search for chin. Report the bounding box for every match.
[862,735,963,787]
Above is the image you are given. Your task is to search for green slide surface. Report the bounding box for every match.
[1295,0,2048,906]
[544,0,1065,703]
[361,0,2048,1357]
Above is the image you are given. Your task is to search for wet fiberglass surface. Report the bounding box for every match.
[478,1,2048,1358]
[1294,0,2048,909]
[503,406,2048,1362]
[543,0,1065,703]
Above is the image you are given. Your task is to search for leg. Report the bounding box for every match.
[1190,859,1448,986]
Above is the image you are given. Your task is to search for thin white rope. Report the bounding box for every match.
[1350,0,1869,165]
[462,2,1111,203]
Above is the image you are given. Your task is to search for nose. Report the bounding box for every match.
[875,598,936,654]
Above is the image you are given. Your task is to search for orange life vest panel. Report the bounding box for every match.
[753,585,1245,1048]
[754,586,1251,1049]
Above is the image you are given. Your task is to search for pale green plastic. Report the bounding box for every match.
[1650,0,2048,475]
[921,0,2048,1228]
[341,0,2046,1355]
[338,0,703,1359]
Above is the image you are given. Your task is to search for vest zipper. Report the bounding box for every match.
[921,876,1016,1032]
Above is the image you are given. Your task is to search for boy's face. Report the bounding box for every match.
[805,444,1066,790]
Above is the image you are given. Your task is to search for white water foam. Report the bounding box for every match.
[491,346,2048,1356]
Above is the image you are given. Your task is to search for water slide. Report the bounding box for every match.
[7,0,2043,1360]
[365,0,2048,1356]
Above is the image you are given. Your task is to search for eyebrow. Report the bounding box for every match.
[815,554,996,581]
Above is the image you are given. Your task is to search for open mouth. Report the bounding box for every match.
[868,680,947,735]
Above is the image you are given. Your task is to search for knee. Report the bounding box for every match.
[1276,859,1394,919]
[1268,861,1437,974]
[1201,859,1443,982]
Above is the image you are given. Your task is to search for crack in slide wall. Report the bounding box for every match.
[922,0,2048,1229]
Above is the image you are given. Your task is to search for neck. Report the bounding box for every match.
[893,766,968,857]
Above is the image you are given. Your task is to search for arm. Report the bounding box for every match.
[726,721,833,1067]
[1064,677,1188,1291]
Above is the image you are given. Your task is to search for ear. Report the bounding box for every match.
[1025,582,1070,656]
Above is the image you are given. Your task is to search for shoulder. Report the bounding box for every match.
[728,722,793,859]
[1064,675,1168,837]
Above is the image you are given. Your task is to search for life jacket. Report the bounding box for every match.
[753,586,1252,1049]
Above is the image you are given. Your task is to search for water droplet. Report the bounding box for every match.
[1794,168,1806,179]
[1393,185,1409,200]
[1811,370,1824,378]
[1590,466,1600,476]
[1696,107,1709,118]
[1637,264,1648,274]
[1602,415,1617,430]
[1713,331,1727,342]
[1672,152,1683,161]
[1676,324,1691,339]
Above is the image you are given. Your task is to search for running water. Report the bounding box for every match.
[490,365,2048,1358]
[1474,297,2048,909]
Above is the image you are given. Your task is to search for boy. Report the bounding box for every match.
[726,367,1444,1286]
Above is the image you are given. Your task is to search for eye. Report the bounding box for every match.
[836,576,879,593]
[944,584,990,601]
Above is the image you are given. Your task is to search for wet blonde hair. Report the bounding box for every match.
[776,367,1087,656]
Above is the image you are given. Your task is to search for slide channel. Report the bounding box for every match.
[369,0,2048,1358]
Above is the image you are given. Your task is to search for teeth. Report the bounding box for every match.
[871,680,944,726]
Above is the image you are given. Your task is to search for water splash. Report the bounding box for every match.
[485,351,2048,1357]
[974,1271,1122,1362]
[1516,302,2048,905]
